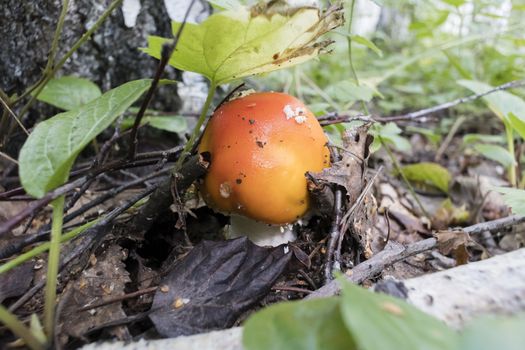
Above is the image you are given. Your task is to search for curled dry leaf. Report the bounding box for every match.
[308,124,372,203]
[434,230,471,265]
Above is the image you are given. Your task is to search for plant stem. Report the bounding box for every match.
[346,0,369,114]
[15,0,123,115]
[43,195,65,339]
[505,122,517,187]
[0,305,45,350]
[174,83,217,171]
[0,221,96,275]
[380,137,431,220]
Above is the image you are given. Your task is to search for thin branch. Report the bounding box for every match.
[379,79,525,122]
[77,286,158,312]
[0,93,29,135]
[307,214,525,299]
[0,151,19,165]
[0,177,87,237]
[127,0,197,159]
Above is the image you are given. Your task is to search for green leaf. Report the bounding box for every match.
[459,314,525,350]
[142,4,343,85]
[441,0,466,7]
[206,0,242,10]
[509,112,525,140]
[473,143,516,168]
[243,298,356,350]
[400,162,452,194]
[462,133,505,145]
[36,76,102,111]
[494,187,525,216]
[457,80,525,123]
[122,115,188,133]
[339,280,459,350]
[19,79,151,198]
[351,35,383,57]
[146,116,188,133]
[371,122,412,153]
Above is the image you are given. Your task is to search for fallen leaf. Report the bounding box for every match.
[149,237,291,337]
[434,230,470,265]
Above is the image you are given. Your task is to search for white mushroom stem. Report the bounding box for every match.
[225,215,296,247]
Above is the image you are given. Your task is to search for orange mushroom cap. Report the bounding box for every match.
[198,92,330,225]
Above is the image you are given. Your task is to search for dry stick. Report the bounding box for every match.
[127,0,197,160]
[0,93,29,136]
[307,214,525,299]
[379,79,525,122]
[65,118,123,212]
[9,155,208,312]
[0,148,181,237]
[8,186,159,313]
[435,115,466,162]
[324,188,343,282]
[0,168,171,259]
[77,286,158,312]
[0,177,87,237]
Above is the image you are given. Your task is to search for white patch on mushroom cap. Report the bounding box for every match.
[283,105,308,124]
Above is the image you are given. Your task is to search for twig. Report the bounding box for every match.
[0,93,29,135]
[381,138,431,219]
[379,79,525,122]
[0,151,19,165]
[0,177,87,236]
[435,115,465,161]
[318,112,374,126]
[0,168,171,259]
[127,0,196,159]
[325,188,343,282]
[307,214,525,299]
[271,286,312,294]
[77,286,158,312]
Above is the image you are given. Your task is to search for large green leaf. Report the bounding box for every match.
[400,162,452,194]
[243,297,356,350]
[509,112,525,140]
[457,80,525,123]
[494,187,525,215]
[19,79,152,198]
[142,4,343,85]
[121,115,188,134]
[339,281,459,350]
[473,143,516,168]
[459,314,525,350]
[36,76,102,111]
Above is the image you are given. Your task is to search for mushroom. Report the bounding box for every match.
[198,91,330,246]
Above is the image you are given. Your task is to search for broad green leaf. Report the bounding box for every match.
[400,162,451,194]
[370,122,412,153]
[243,298,356,350]
[351,35,383,57]
[462,133,505,145]
[509,112,525,140]
[339,280,459,350]
[142,4,343,85]
[457,80,525,123]
[494,187,525,215]
[459,314,525,350]
[473,143,516,168]
[36,76,102,110]
[122,115,188,133]
[325,80,376,104]
[19,80,152,198]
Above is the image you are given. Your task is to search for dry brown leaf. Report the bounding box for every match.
[435,230,470,265]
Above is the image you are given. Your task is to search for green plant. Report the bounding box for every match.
[243,278,525,350]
